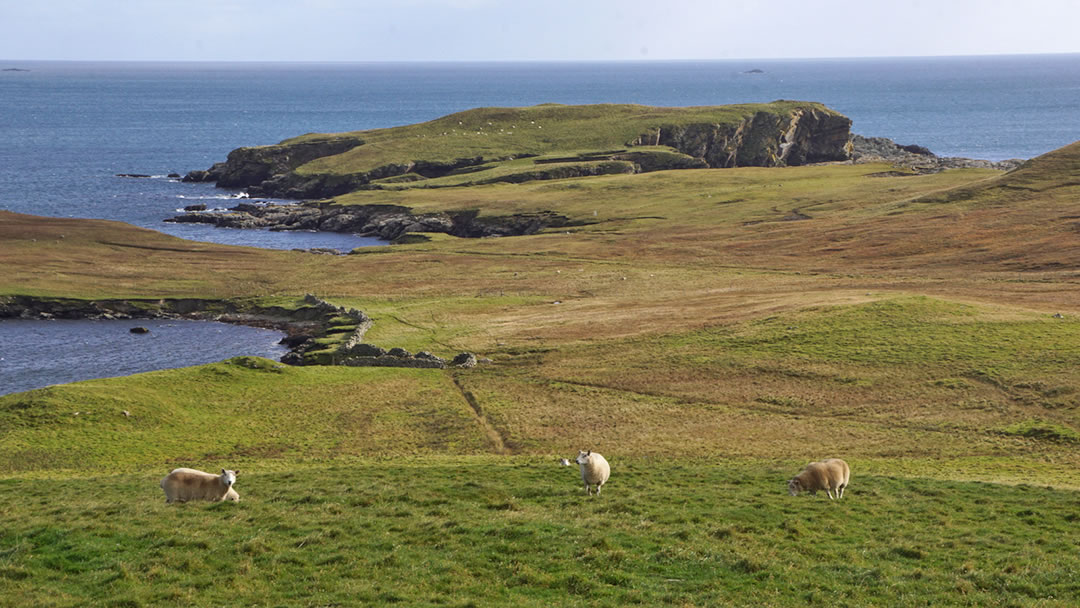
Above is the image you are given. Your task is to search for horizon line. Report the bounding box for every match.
[4,51,1080,65]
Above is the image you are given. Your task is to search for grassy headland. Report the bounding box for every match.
[2,105,1080,605]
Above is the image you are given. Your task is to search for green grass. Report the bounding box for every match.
[287,101,840,179]
[0,462,1076,607]
[5,117,1080,607]
[0,359,492,473]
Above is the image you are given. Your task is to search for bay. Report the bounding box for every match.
[0,319,287,396]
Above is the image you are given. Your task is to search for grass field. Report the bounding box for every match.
[2,462,1077,607]
[2,127,1080,605]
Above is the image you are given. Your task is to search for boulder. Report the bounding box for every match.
[451,352,478,368]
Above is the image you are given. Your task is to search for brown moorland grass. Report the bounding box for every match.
[4,142,1080,606]
[3,145,1080,478]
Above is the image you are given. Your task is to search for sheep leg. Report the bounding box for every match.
[838,484,846,499]
[826,488,835,500]
[595,484,602,496]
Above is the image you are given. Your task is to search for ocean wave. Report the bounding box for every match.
[175,193,249,200]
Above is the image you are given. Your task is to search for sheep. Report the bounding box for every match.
[787,458,849,499]
[575,450,610,496]
[224,487,241,502]
[160,468,239,503]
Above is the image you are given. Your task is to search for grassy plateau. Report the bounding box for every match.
[1,106,1079,606]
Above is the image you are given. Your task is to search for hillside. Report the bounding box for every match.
[185,102,851,198]
[3,120,1080,605]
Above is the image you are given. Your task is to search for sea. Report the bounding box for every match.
[2,55,1080,251]
[2,55,1079,394]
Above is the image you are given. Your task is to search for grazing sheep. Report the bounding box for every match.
[160,468,238,503]
[575,450,610,496]
[788,458,849,499]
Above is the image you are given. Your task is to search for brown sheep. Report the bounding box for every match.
[160,468,238,503]
[788,458,849,499]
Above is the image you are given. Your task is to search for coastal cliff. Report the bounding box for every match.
[184,102,853,200]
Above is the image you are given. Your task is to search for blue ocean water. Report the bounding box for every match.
[0,319,286,396]
[2,55,1079,251]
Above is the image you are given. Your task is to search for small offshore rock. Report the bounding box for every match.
[129,326,150,334]
[451,352,478,368]
[167,173,181,178]
[183,203,208,212]
[116,173,152,178]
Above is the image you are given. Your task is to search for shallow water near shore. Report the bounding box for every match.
[0,319,287,396]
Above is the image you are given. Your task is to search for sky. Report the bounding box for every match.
[1,0,1078,62]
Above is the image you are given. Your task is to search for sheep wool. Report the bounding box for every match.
[575,450,611,496]
[224,487,241,502]
[160,468,239,503]
[788,458,849,499]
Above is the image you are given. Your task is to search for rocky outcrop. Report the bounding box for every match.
[630,107,852,168]
[851,135,1024,172]
[167,202,574,241]
[183,138,365,188]
[336,344,479,369]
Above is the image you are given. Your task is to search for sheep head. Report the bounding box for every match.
[221,469,238,487]
[787,478,802,496]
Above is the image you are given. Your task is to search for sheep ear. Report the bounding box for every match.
[586,451,591,456]
[222,468,227,475]
[235,470,240,476]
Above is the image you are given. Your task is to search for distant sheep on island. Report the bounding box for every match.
[575,450,610,496]
[160,468,239,503]
[788,458,849,499]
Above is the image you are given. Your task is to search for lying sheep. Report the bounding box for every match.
[575,450,610,496]
[160,468,239,503]
[788,458,849,499]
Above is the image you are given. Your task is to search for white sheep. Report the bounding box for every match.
[160,468,239,503]
[787,458,850,499]
[575,450,610,496]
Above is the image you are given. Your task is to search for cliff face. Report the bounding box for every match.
[633,107,852,168]
[184,138,365,188]
[185,103,853,200]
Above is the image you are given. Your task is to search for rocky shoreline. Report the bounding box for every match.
[166,201,576,243]
[849,135,1024,172]
[0,295,479,370]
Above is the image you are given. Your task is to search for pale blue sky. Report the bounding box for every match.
[1,0,1077,62]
